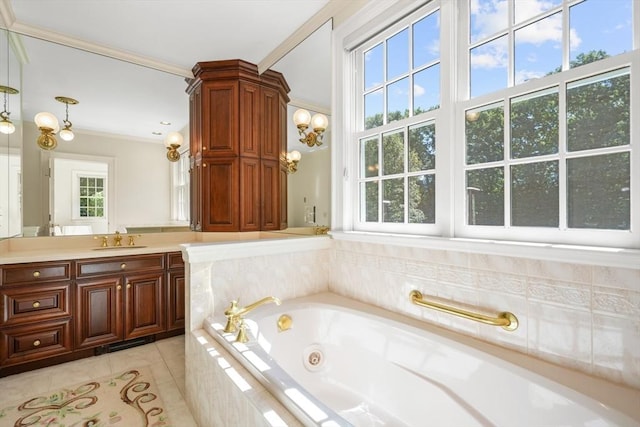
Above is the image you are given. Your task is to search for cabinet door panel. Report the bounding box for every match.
[0,319,72,366]
[203,157,239,231]
[1,283,72,326]
[75,277,123,349]
[260,86,281,160]
[167,271,185,331]
[240,158,260,231]
[124,272,165,339]
[203,81,238,155]
[239,81,260,157]
[261,160,281,230]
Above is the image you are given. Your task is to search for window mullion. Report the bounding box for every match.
[504,98,512,229]
[558,80,568,231]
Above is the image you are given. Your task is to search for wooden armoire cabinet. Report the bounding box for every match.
[187,59,290,232]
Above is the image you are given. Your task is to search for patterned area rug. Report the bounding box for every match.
[0,366,171,427]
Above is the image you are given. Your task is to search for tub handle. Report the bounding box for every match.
[409,290,518,331]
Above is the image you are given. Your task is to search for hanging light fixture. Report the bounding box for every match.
[55,96,78,141]
[292,108,328,147]
[0,85,19,135]
[164,131,184,162]
[34,111,60,150]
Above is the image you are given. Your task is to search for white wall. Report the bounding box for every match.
[23,122,172,233]
[287,147,331,227]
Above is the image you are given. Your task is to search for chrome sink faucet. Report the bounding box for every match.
[223,296,281,343]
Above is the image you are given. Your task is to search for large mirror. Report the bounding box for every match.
[0,20,331,240]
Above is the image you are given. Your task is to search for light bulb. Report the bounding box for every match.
[0,118,15,135]
[34,112,60,133]
[293,109,311,127]
[164,131,183,147]
[59,128,74,141]
[288,150,301,161]
[310,113,328,131]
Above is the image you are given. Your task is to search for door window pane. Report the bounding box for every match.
[409,122,435,172]
[567,69,630,152]
[511,88,558,159]
[567,153,630,230]
[413,64,440,113]
[387,29,409,80]
[466,102,504,165]
[466,167,504,226]
[382,130,405,175]
[511,161,559,227]
[383,178,405,223]
[409,174,435,224]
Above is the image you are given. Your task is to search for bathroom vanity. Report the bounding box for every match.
[0,250,185,377]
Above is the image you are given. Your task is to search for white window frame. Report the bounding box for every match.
[332,0,639,251]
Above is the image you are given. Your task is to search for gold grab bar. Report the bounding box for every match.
[409,290,518,331]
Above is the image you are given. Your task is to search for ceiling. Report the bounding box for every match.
[0,0,361,143]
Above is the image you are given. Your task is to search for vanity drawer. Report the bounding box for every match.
[1,283,72,326]
[167,251,184,269]
[1,262,72,286]
[76,254,166,278]
[0,319,73,366]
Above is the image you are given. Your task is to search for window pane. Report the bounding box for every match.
[409,122,435,172]
[511,161,559,227]
[387,77,410,122]
[470,35,508,98]
[514,0,561,24]
[382,130,405,175]
[511,89,558,159]
[364,43,383,91]
[387,29,409,80]
[466,103,504,165]
[361,136,379,178]
[567,153,630,230]
[413,11,439,68]
[515,13,562,83]
[567,70,630,152]
[383,178,404,223]
[413,64,440,114]
[470,0,507,44]
[409,174,435,224]
[466,167,504,226]
[364,89,384,129]
[361,182,379,222]
[570,0,632,68]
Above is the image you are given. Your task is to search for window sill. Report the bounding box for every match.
[330,231,639,269]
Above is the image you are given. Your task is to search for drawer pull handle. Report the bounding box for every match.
[126,283,131,289]
[120,263,126,270]
[33,339,41,347]
[33,271,40,278]
[117,285,122,290]
[32,301,41,308]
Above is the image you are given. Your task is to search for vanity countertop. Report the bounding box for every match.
[0,229,320,265]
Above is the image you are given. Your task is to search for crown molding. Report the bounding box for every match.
[0,0,192,78]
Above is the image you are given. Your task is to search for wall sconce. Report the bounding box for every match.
[0,85,19,135]
[285,150,301,174]
[165,131,184,162]
[293,108,328,147]
[56,96,78,141]
[34,111,60,150]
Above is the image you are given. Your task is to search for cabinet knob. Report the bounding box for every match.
[33,339,41,347]
[126,283,131,289]
[117,285,122,290]
[33,271,40,278]
[120,263,126,270]
[203,163,207,167]
[32,301,41,308]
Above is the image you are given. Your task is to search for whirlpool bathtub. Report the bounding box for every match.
[203,293,638,426]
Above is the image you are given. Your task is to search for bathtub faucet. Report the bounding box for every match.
[223,296,281,342]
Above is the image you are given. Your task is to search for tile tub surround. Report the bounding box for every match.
[181,232,639,424]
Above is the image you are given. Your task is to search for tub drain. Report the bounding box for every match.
[303,344,326,372]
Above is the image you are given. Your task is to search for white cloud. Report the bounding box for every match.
[414,84,426,97]
[470,40,508,69]
[515,69,545,85]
